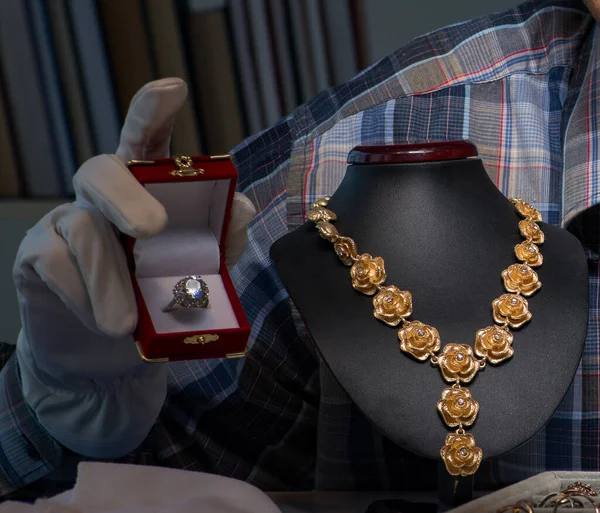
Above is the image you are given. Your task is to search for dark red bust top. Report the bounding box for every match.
[347,140,478,165]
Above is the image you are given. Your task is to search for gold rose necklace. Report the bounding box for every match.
[308,197,544,477]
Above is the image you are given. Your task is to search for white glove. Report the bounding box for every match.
[12,78,256,459]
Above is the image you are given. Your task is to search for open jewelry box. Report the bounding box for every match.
[122,155,251,362]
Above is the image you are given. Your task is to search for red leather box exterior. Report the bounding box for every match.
[122,155,251,362]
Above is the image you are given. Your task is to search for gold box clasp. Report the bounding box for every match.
[170,155,204,177]
[184,334,219,345]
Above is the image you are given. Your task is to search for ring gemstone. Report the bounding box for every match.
[171,275,210,309]
[186,278,203,298]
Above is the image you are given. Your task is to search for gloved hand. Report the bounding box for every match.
[12,78,256,459]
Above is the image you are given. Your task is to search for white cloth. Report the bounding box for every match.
[12,78,256,458]
[0,463,281,513]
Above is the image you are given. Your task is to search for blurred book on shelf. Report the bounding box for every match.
[0,0,365,198]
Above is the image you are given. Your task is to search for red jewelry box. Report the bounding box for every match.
[122,154,250,362]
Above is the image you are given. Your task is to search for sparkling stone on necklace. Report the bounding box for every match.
[456,353,464,362]
[493,332,501,341]
[386,296,393,303]
[528,246,536,253]
[521,266,528,273]
[185,278,203,298]
[532,224,539,231]
[511,297,518,305]
[417,329,425,337]
[460,448,468,457]
[358,268,365,275]
[457,398,465,406]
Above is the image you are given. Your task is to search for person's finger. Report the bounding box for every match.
[73,154,167,238]
[73,78,188,238]
[14,204,138,338]
[116,77,189,163]
[14,206,96,331]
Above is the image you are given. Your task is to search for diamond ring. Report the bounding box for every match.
[162,275,210,312]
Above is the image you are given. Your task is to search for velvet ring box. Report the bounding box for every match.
[122,155,251,362]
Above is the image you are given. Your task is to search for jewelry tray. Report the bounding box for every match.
[448,472,600,512]
[123,156,250,362]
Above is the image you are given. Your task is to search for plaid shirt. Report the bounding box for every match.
[2,0,600,501]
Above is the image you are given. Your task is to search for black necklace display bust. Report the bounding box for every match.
[270,141,588,483]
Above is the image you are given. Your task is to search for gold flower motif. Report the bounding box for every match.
[474,326,514,364]
[518,219,544,244]
[437,387,479,428]
[514,241,543,267]
[511,198,542,222]
[310,196,331,209]
[308,206,337,223]
[492,294,532,329]
[440,432,483,477]
[397,320,440,361]
[350,254,386,295]
[333,237,358,266]
[501,263,541,297]
[436,343,480,383]
[373,285,413,327]
[315,221,339,242]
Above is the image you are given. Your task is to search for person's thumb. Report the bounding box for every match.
[115,78,188,163]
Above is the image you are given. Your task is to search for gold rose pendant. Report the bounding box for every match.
[440,431,483,477]
[437,386,479,427]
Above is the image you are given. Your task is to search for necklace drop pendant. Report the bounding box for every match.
[440,431,483,477]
